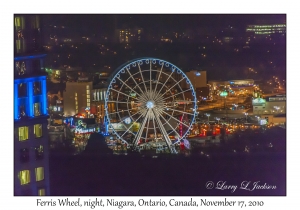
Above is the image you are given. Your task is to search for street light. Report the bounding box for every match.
[215,117,220,124]
[233,104,238,110]
[274,106,280,113]
[205,113,210,122]
[255,116,260,124]
[244,112,248,122]
[220,91,228,116]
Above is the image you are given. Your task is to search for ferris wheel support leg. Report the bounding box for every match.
[153,109,177,154]
[119,110,145,139]
[132,110,150,147]
[155,109,182,141]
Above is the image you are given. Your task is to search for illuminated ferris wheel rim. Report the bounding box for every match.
[104,57,197,152]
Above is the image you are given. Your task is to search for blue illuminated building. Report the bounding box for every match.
[14,15,50,196]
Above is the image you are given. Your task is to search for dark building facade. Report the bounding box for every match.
[14,14,50,196]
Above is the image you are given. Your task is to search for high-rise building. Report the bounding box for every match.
[115,28,143,43]
[63,81,93,117]
[14,15,50,196]
[246,24,286,35]
[63,80,116,121]
[184,70,207,89]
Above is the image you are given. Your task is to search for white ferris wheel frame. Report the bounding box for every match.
[104,58,198,153]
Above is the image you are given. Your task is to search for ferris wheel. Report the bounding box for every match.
[104,58,198,153]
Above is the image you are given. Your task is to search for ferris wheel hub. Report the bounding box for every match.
[146,100,155,109]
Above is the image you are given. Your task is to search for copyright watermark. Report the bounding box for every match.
[206,181,214,189]
[205,181,277,193]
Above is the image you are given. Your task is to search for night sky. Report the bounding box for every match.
[43,14,286,33]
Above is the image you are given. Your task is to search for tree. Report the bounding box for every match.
[83,133,113,156]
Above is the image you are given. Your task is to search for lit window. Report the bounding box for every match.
[15,17,22,28]
[34,103,40,116]
[38,188,45,196]
[75,92,77,96]
[35,167,44,181]
[87,95,90,99]
[86,85,89,90]
[18,126,29,141]
[34,124,42,138]
[87,102,90,107]
[19,170,30,185]
[87,99,90,103]
[86,90,90,94]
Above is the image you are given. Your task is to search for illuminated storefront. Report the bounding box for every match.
[253,96,286,115]
[252,98,266,115]
[73,119,99,153]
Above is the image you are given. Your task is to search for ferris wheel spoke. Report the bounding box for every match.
[154,108,174,130]
[152,113,157,141]
[150,61,153,98]
[108,108,135,116]
[162,88,192,101]
[126,68,146,96]
[107,101,136,104]
[154,70,174,101]
[144,111,151,142]
[152,83,174,105]
[120,109,147,138]
[153,62,164,95]
[158,77,186,99]
[136,98,146,106]
[157,111,181,138]
[116,76,144,98]
[160,109,190,128]
[130,108,145,119]
[105,58,196,149]
[110,88,140,101]
[130,82,149,103]
[163,106,194,116]
[152,109,177,153]
[133,109,150,146]
[137,63,148,94]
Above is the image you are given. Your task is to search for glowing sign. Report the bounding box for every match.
[132,122,140,132]
[252,98,266,106]
[260,119,267,125]
[78,77,89,81]
[183,139,190,149]
[124,117,132,124]
[130,92,136,97]
[109,123,127,130]
[75,127,95,134]
[220,91,228,97]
